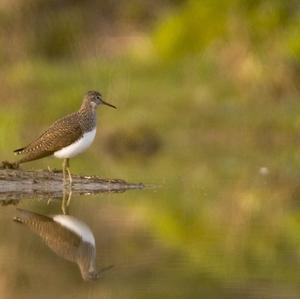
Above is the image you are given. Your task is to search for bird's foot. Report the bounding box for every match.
[63,181,69,188]
[62,178,73,187]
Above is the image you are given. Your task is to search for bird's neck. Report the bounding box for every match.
[78,103,97,132]
[78,243,97,280]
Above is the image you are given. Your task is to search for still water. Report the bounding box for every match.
[1,177,300,299]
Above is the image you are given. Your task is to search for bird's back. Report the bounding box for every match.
[14,112,83,164]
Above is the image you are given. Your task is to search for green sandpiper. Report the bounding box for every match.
[14,90,116,185]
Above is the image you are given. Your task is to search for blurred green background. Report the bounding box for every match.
[1,0,300,298]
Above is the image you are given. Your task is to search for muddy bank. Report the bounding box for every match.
[0,167,145,204]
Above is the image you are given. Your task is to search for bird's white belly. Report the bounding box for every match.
[53,215,95,245]
[54,128,96,159]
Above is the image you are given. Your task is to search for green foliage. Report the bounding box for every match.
[153,0,300,62]
[153,0,230,59]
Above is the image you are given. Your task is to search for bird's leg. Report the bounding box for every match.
[62,158,67,186]
[65,158,73,185]
[66,187,72,207]
[61,184,72,215]
[61,187,68,215]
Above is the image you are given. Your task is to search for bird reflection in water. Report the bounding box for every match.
[13,208,113,281]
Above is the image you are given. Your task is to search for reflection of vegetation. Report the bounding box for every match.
[1,0,300,297]
[104,126,161,159]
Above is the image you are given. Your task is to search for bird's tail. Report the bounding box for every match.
[14,147,26,155]
[13,147,27,165]
[13,208,34,224]
[14,150,52,164]
[13,216,24,224]
[13,208,49,225]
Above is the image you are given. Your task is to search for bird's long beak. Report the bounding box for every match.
[101,99,117,109]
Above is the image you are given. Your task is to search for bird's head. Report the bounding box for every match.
[85,90,116,110]
[83,270,101,281]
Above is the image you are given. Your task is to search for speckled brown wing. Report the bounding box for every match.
[14,208,82,263]
[14,112,83,163]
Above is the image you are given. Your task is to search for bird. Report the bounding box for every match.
[14,90,116,185]
[13,208,112,281]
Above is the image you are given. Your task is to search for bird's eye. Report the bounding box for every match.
[96,95,100,100]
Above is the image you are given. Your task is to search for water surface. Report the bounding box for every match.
[1,175,300,299]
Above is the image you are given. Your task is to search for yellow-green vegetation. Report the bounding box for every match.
[1,0,300,298]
